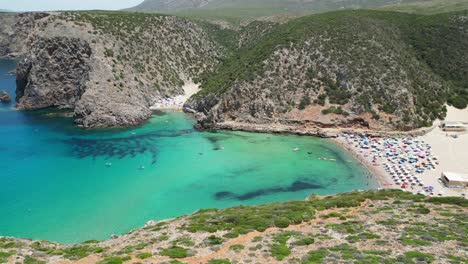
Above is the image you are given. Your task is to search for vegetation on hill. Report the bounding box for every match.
[189,10,468,130]
[57,11,222,96]
[0,190,466,263]
[127,0,468,23]
[377,0,468,14]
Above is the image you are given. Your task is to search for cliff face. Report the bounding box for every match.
[0,12,50,58]
[16,37,92,110]
[5,11,223,128]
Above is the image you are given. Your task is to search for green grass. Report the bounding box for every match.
[136,252,152,259]
[302,249,329,264]
[228,244,245,251]
[204,235,223,246]
[62,245,104,260]
[182,189,464,236]
[270,243,291,261]
[293,237,315,246]
[23,256,46,264]
[0,251,15,263]
[97,256,131,264]
[160,246,189,259]
[172,237,195,247]
[404,251,435,263]
[208,259,231,264]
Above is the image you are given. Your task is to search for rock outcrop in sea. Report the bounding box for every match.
[0,90,11,103]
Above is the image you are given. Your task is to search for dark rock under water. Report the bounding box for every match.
[214,180,323,201]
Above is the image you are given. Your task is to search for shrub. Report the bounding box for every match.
[302,249,328,263]
[62,245,103,260]
[270,243,290,261]
[97,256,131,264]
[415,207,430,214]
[24,256,46,264]
[0,251,15,263]
[160,246,188,259]
[274,217,291,228]
[404,251,434,263]
[104,48,114,57]
[137,252,152,259]
[298,95,311,110]
[204,235,223,246]
[229,244,245,251]
[294,237,315,246]
[208,259,231,264]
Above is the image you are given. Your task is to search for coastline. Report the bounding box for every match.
[330,137,390,188]
[208,120,436,138]
[200,109,467,198]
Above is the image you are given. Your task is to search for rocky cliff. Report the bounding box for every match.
[0,12,50,58]
[16,37,92,110]
[3,11,223,128]
[186,10,468,132]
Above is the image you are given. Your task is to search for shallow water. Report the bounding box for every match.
[0,59,376,243]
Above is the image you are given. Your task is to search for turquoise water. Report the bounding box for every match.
[0,59,376,243]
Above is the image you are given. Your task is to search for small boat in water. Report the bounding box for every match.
[293,147,299,151]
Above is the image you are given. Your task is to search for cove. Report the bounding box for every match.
[0,59,376,243]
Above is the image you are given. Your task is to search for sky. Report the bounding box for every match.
[0,0,144,12]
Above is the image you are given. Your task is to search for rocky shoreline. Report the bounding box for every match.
[193,119,437,138]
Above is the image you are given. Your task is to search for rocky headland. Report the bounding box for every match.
[0,11,223,128]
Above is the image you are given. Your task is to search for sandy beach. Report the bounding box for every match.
[335,106,468,198]
[150,81,199,111]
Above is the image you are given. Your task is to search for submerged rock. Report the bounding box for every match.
[0,90,11,103]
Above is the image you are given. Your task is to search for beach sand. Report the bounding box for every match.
[417,106,468,197]
[150,81,199,110]
[335,106,468,198]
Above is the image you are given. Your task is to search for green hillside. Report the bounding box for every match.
[188,10,468,129]
[377,0,468,14]
[128,0,468,23]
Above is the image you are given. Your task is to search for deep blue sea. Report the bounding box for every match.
[0,59,376,243]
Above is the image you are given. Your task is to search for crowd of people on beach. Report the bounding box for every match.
[339,133,440,196]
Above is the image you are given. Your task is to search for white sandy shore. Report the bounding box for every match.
[335,106,468,198]
[417,106,468,197]
[150,81,199,111]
